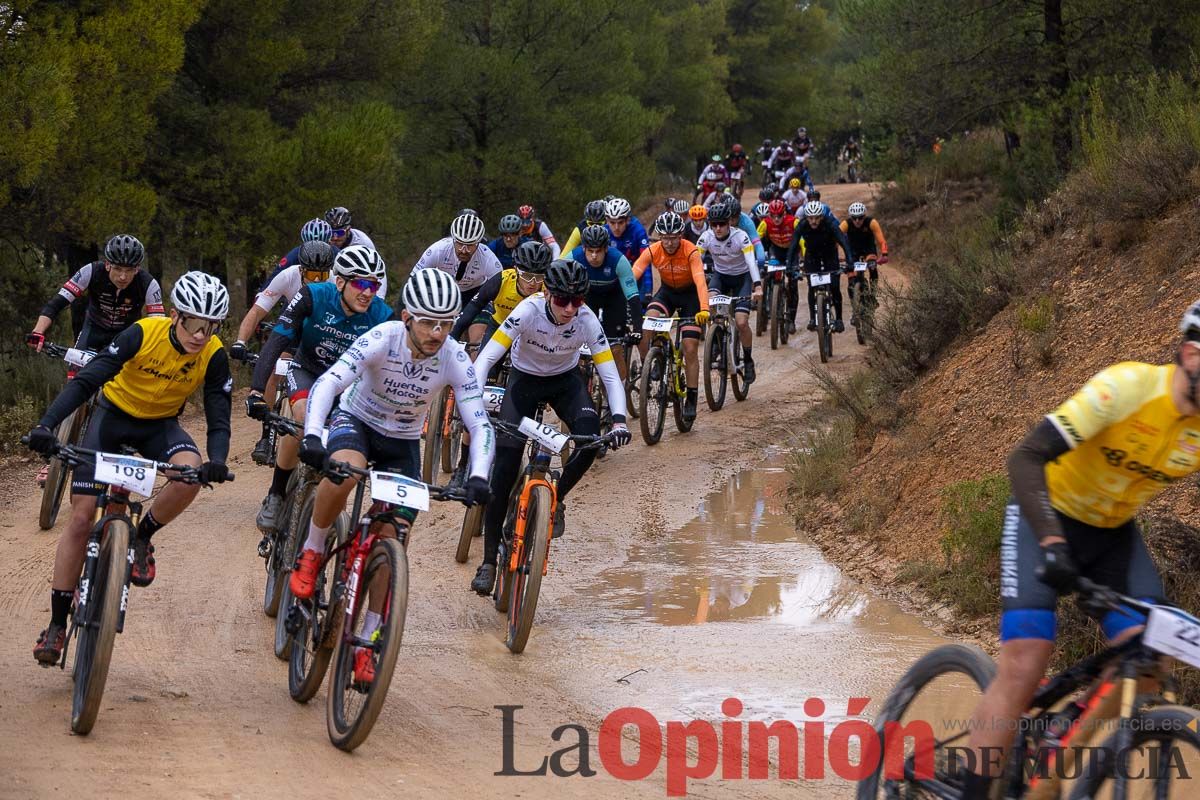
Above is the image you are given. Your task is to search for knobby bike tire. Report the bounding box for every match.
[755,289,768,337]
[507,485,551,654]
[670,354,693,433]
[817,293,830,363]
[769,284,782,350]
[455,502,484,564]
[440,391,461,475]
[779,282,792,345]
[731,330,749,402]
[327,537,408,751]
[1066,704,1200,799]
[40,408,84,530]
[625,347,641,421]
[264,470,305,619]
[638,346,668,445]
[273,479,315,653]
[421,386,449,483]
[703,323,728,411]
[287,500,347,700]
[860,284,876,342]
[852,282,867,346]
[71,519,131,735]
[856,643,996,800]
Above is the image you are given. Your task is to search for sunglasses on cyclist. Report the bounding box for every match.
[331,228,349,238]
[347,278,381,293]
[516,270,544,284]
[550,294,585,309]
[301,269,329,283]
[711,220,730,228]
[178,314,220,337]
[409,314,453,332]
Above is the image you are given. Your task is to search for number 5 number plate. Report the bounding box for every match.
[642,317,673,332]
[809,273,832,287]
[1144,606,1200,669]
[94,452,157,496]
[369,471,431,511]
[518,416,569,453]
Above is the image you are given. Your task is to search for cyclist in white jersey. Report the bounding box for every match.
[413,213,502,345]
[696,199,763,383]
[289,271,494,684]
[325,206,376,251]
[467,259,633,595]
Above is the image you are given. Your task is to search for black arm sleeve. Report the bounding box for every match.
[38,324,143,430]
[202,348,233,463]
[451,271,502,340]
[40,293,72,320]
[785,228,802,268]
[1007,418,1072,542]
[250,288,311,392]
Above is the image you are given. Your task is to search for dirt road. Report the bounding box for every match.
[0,183,943,800]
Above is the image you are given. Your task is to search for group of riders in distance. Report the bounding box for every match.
[22,121,1200,800]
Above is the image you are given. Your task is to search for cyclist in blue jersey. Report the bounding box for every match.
[604,197,652,302]
[487,214,532,268]
[570,225,642,382]
[259,218,340,292]
[244,245,393,535]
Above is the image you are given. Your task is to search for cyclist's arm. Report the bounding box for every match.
[631,248,653,282]
[1007,419,1071,542]
[144,277,165,316]
[237,304,269,344]
[616,255,643,332]
[871,219,889,257]
[839,220,850,237]
[448,353,495,479]
[451,272,502,341]
[560,226,583,255]
[538,221,561,259]
[584,315,628,422]
[201,348,233,463]
[252,267,298,315]
[738,215,765,264]
[741,239,761,284]
[475,309,521,382]
[832,220,855,266]
[479,246,503,282]
[756,220,767,239]
[38,322,142,429]
[250,286,312,393]
[688,249,710,308]
[35,263,93,334]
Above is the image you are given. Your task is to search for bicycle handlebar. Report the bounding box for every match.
[260,411,301,437]
[317,458,469,502]
[21,439,235,486]
[490,418,616,453]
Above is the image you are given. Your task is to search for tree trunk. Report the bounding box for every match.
[1044,0,1071,171]
[225,250,247,322]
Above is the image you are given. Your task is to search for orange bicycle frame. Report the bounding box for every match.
[509,476,556,576]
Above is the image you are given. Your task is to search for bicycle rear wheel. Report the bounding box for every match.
[263,471,304,619]
[731,332,749,401]
[702,324,728,411]
[817,293,830,363]
[769,285,782,350]
[456,502,484,563]
[70,519,131,735]
[421,386,449,483]
[852,282,868,346]
[40,409,83,530]
[327,537,408,751]
[506,485,551,654]
[287,505,347,699]
[755,288,768,337]
[638,346,668,445]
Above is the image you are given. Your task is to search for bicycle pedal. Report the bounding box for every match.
[256,536,272,559]
[284,604,307,636]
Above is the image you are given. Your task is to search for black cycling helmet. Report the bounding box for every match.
[583,199,607,225]
[758,185,777,202]
[654,211,686,236]
[706,202,733,223]
[581,225,611,249]
[513,241,552,274]
[722,195,742,216]
[544,259,589,297]
[104,234,145,267]
[808,188,821,200]
[324,206,352,228]
[456,207,479,218]
[498,214,523,234]
[298,240,336,272]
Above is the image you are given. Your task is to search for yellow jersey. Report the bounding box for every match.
[102,316,225,419]
[491,270,529,324]
[1045,362,1200,527]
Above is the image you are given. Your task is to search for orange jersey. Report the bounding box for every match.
[633,241,709,306]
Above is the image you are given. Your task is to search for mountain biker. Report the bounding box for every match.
[569,224,642,381]
[695,155,729,204]
[413,213,502,344]
[725,144,748,190]
[290,269,494,683]
[27,234,164,355]
[757,184,778,204]
[245,246,393,536]
[781,178,807,215]
[756,139,774,176]
[958,304,1200,799]
[721,195,766,268]
[787,201,855,333]
[750,201,770,227]
[28,272,234,665]
[468,259,632,595]
[487,214,532,268]
[807,187,836,221]
[517,204,560,259]
[258,218,341,291]
[684,205,708,245]
[766,141,795,185]
[558,199,609,255]
[604,197,652,302]
[697,201,762,383]
[840,135,862,180]
[702,181,728,209]
[325,206,376,252]
[839,201,889,291]
[758,199,802,335]
[632,212,710,423]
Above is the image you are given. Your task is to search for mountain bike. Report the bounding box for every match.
[639,315,696,444]
[491,416,611,654]
[281,459,465,751]
[848,260,878,346]
[423,385,456,483]
[454,383,508,564]
[763,259,793,350]
[807,269,839,363]
[857,577,1200,799]
[230,348,293,467]
[702,294,752,410]
[29,441,231,734]
[34,343,96,530]
[729,168,745,199]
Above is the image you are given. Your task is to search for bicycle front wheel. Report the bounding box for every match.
[421,386,449,483]
[287,504,347,698]
[1066,704,1200,799]
[625,347,641,420]
[857,644,995,800]
[39,409,83,530]
[703,323,728,411]
[456,502,484,564]
[440,393,461,475]
[327,536,408,751]
[769,284,783,350]
[639,346,668,445]
[731,332,749,401]
[71,519,131,735]
[506,485,551,654]
[817,293,831,363]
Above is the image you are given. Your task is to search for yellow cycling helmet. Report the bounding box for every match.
[789,178,801,189]
[688,204,708,222]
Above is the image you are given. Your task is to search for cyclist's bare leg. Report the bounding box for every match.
[467,324,487,351]
[51,495,98,590]
[965,638,1054,777]
[682,338,700,387]
[734,310,753,348]
[144,450,203,525]
[275,398,307,471]
[309,448,366,530]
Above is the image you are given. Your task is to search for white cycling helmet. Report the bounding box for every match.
[803,200,825,218]
[171,271,229,321]
[848,202,867,218]
[449,213,486,244]
[672,198,690,215]
[1180,300,1200,337]
[404,268,462,318]
[333,244,386,281]
[606,197,632,220]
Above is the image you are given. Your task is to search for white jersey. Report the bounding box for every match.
[255,265,389,312]
[347,228,376,250]
[305,321,494,479]
[781,188,807,212]
[413,237,502,292]
[475,295,627,420]
[696,228,760,282]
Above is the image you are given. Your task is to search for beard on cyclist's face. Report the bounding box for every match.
[330,232,350,248]
[402,310,450,355]
[806,216,821,228]
[502,233,520,248]
[453,240,477,261]
[584,246,606,267]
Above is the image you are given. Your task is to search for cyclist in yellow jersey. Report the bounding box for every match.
[959,301,1200,799]
[27,272,234,667]
[450,241,551,348]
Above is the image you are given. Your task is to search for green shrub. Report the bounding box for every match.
[787,415,855,501]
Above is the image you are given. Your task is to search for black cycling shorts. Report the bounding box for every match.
[74,318,122,354]
[325,409,421,478]
[285,363,320,403]
[708,272,753,314]
[587,285,630,340]
[648,286,703,340]
[495,367,600,449]
[72,401,201,496]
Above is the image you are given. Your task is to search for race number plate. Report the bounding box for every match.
[642,317,673,333]
[483,386,506,414]
[369,471,431,511]
[94,452,157,495]
[709,294,733,314]
[809,273,832,287]
[519,417,569,454]
[1144,606,1200,669]
[767,263,785,274]
[854,262,869,273]
[274,358,290,376]
[579,343,592,357]
[731,170,743,180]
[65,348,95,369]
